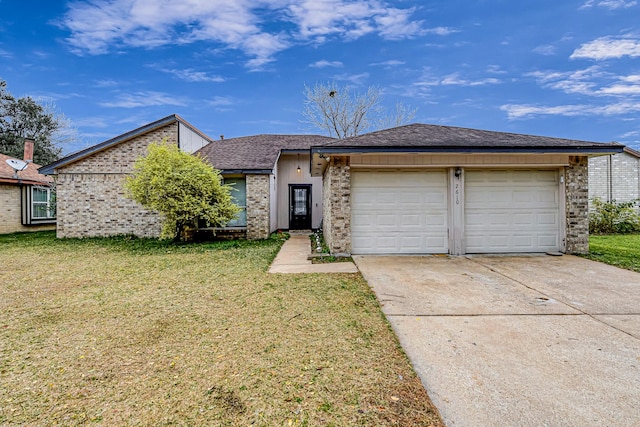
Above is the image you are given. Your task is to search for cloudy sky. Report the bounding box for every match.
[1,0,640,154]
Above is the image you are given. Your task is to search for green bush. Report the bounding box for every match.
[589,198,640,234]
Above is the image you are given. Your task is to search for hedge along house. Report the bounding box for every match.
[0,139,56,234]
[39,115,211,238]
[311,124,623,256]
[39,114,334,239]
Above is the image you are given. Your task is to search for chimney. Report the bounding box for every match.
[23,139,34,162]
[220,135,224,140]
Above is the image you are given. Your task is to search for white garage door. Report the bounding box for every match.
[351,170,448,254]
[465,169,560,253]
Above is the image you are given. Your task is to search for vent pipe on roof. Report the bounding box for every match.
[220,135,224,140]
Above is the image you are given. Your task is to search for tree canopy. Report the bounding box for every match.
[302,81,417,139]
[125,141,240,241]
[0,79,72,165]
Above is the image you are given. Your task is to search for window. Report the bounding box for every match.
[32,187,54,219]
[224,178,247,227]
[21,185,56,225]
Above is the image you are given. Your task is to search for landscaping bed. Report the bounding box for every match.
[0,231,442,426]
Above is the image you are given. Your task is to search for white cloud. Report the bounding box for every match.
[0,48,12,58]
[207,96,235,106]
[332,72,370,85]
[440,73,500,86]
[99,91,188,108]
[533,44,557,56]
[159,68,226,83]
[370,59,405,67]
[309,60,343,68]
[571,35,640,60]
[580,0,637,9]
[500,102,640,119]
[424,26,459,36]
[61,0,426,69]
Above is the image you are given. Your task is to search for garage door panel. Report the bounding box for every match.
[465,170,560,253]
[351,171,448,254]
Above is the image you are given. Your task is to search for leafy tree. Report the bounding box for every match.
[0,79,75,165]
[125,141,240,241]
[302,81,417,138]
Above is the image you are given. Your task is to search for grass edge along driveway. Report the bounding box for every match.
[0,232,443,427]
[582,234,640,272]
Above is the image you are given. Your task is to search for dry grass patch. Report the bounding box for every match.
[0,232,442,426]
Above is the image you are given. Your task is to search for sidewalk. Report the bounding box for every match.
[268,234,359,274]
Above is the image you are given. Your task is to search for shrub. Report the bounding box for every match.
[589,198,640,234]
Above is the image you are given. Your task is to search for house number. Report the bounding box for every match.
[455,183,460,205]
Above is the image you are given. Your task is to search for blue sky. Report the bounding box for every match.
[1,0,640,155]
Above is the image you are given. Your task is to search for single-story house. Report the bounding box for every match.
[589,146,640,209]
[40,115,623,255]
[0,139,56,234]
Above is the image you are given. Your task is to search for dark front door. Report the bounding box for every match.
[289,185,312,230]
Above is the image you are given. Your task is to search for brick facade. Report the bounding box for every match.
[322,157,351,255]
[54,124,176,238]
[246,174,270,239]
[0,184,55,234]
[565,156,590,254]
[588,152,640,209]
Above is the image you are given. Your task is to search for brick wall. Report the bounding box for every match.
[322,157,351,255]
[54,124,177,238]
[246,174,270,239]
[588,152,640,209]
[565,156,589,254]
[0,184,54,234]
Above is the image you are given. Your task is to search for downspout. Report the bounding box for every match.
[608,154,613,202]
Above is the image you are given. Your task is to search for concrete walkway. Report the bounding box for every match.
[268,234,359,274]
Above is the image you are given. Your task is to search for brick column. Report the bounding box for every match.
[565,156,589,254]
[322,157,351,255]
[246,174,270,239]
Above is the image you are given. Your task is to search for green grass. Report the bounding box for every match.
[0,231,442,426]
[583,234,640,272]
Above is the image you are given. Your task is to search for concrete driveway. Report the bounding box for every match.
[354,254,640,427]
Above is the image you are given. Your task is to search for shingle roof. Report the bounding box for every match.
[0,153,52,185]
[39,114,210,175]
[314,123,624,153]
[196,134,335,172]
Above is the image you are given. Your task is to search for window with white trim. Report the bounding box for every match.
[32,186,55,219]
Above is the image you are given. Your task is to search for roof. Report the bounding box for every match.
[197,134,335,173]
[623,146,640,158]
[0,153,52,185]
[39,114,211,175]
[314,123,624,153]
[310,123,624,176]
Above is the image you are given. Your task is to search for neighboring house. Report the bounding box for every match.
[588,147,640,209]
[40,115,623,255]
[310,124,622,255]
[39,114,333,239]
[0,139,56,234]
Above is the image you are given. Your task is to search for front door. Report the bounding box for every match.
[289,185,312,230]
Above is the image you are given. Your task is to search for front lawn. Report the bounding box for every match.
[0,232,442,426]
[584,234,640,272]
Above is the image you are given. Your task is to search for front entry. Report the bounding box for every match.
[289,184,312,230]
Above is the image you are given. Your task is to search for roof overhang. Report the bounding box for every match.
[310,145,625,176]
[220,169,273,175]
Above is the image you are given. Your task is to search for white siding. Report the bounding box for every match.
[276,154,323,229]
[179,123,210,154]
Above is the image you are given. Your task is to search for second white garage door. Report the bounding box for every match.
[465,169,560,253]
[351,170,448,254]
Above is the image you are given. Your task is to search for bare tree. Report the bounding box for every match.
[302,81,416,139]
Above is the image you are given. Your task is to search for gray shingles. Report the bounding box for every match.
[317,123,623,151]
[196,134,335,171]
